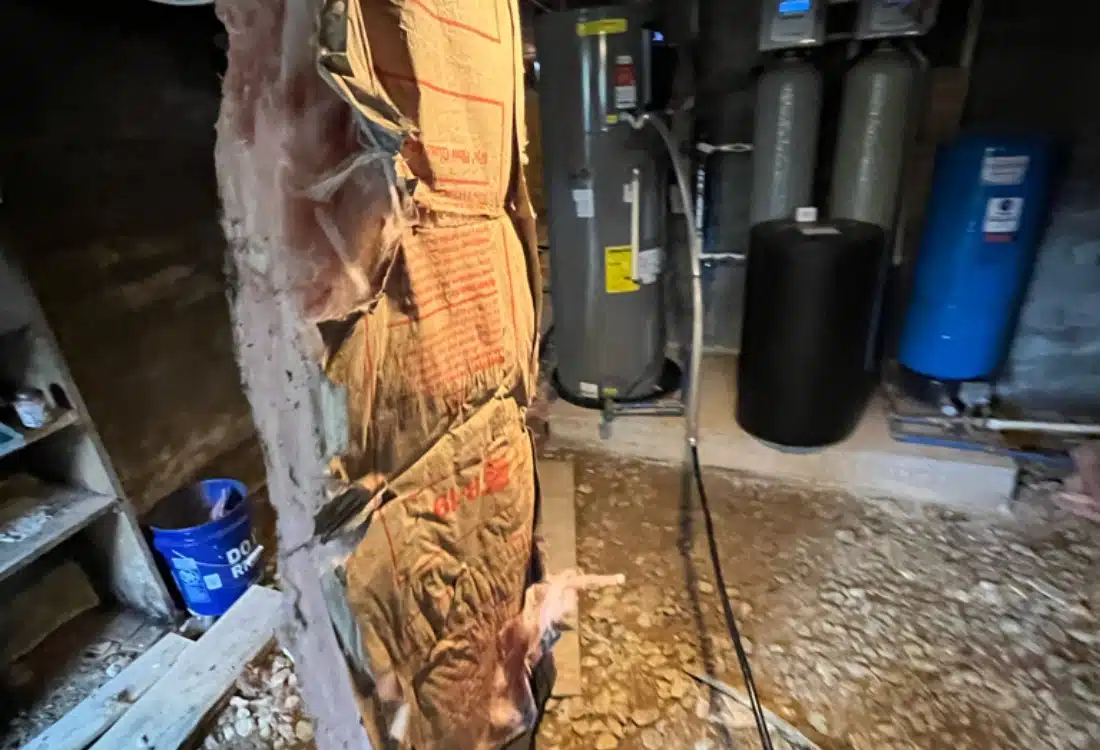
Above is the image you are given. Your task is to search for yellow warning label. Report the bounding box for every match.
[605,114,620,125]
[605,245,638,294]
[577,18,628,37]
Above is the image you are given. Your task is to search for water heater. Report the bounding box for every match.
[536,6,670,405]
[899,134,1053,381]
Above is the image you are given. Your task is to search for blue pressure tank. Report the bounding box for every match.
[899,134,1052,381]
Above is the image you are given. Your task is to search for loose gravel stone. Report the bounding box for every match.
[595,731,618,749]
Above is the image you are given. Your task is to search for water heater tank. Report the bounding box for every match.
[750,54,822,225]
[536,6,669,404]
[829,44,917,230]
[899,135,1052,381]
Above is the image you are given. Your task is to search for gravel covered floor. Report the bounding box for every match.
[536,448,1100,750]
[8,448,1098,750]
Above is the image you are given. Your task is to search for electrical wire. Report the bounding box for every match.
[691,445,775,750]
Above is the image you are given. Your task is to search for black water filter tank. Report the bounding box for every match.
[737,218,885,448]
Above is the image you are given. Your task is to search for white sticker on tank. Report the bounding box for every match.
[615,85,637,109]
[579,381,599,398]
[798,225,840,236]
[981,154,1029,186]
[795,206,819,223]
[983,197,1024,233]
[638,247,662,284]
[571,188,595,218]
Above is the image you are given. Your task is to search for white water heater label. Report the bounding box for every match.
[981,154,1029,186]
[613,55,637,109]
[984,197,1024,234]
[578,381,599,398]
[571,187,595,218]
[638,247,662,284]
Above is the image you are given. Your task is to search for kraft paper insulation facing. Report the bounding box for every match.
[213,0,617,747]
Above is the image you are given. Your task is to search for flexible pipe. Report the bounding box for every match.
[624,109,776,750]
[623,112,704,446]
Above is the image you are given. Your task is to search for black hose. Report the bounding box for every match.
[690,445,774,750]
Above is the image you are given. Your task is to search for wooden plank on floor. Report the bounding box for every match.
[537,459,581,696]
[24,633,192,750]
[91,586,285,750]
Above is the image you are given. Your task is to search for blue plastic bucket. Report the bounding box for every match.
[149,479,261,616]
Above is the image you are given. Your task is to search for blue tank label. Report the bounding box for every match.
[981,153,1029,186]
[984,197,1024,238]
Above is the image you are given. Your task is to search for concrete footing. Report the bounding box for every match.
[547,355,1018,512]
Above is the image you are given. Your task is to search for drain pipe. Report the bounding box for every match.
[892,412,1100,436]
[976,418,1100,436]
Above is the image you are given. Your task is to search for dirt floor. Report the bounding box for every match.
[535,448,1100,750]
[1,609,168,749]
[6,448,1099,750]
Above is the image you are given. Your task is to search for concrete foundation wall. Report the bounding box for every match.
[0,1,257,513]
[963,5,1100,412]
